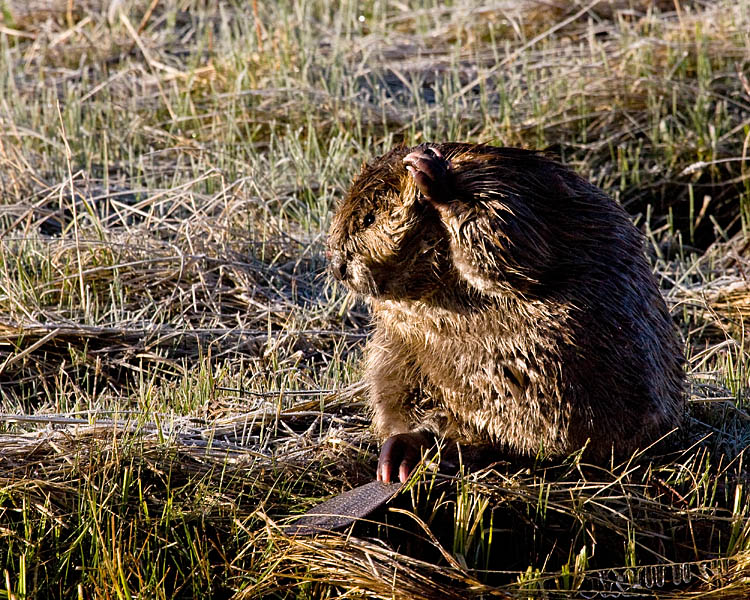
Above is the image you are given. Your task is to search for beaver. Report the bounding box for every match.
[327,143,685,483]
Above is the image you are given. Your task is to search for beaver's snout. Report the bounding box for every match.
[328,249,348,281]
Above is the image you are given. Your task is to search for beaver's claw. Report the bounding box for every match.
[377,431,433,483]
[403,145,453,205]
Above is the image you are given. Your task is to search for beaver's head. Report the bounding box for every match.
[327,146,448,301]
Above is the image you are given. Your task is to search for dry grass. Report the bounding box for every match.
[1,0,749,598]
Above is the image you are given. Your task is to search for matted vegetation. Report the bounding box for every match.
[0,0,749,598]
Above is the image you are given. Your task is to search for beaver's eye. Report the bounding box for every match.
[362,212,375,227]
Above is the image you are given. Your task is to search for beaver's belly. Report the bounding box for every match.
[375,299,568,451]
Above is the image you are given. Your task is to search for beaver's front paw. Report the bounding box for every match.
[376,431,433,483]
[403,145,453,206]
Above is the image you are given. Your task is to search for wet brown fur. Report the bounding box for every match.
[327,143,685,462]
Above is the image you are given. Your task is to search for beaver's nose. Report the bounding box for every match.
[329,250,347,281]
